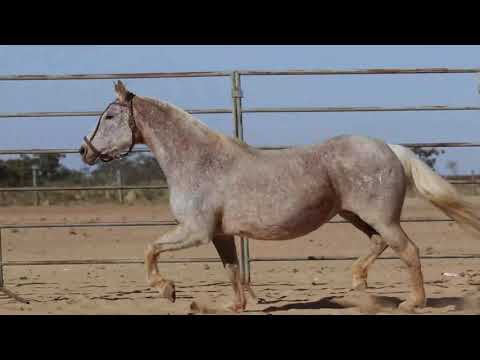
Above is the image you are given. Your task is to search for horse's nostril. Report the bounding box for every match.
[79,146,86,155]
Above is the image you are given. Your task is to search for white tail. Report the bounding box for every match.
[388,144,480,238]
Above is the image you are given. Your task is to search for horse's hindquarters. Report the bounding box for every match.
[324,135,407,222]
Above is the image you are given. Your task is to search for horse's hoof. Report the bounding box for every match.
[352,280,368,291]
[245,285,259,302]
[161,280,176,303]
[190,301,201,313]
[224,302,246,313]
[398,298,425,313]
[398,301,415,313]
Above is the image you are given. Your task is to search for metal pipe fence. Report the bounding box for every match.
[1,67,480,303]
[4,106,480,119]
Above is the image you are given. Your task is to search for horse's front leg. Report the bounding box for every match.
[212,235,256,312]
[145,224,212,302]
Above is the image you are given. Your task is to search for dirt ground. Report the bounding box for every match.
[1,197,480,315]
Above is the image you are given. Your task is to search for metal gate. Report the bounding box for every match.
[1,67,480,303]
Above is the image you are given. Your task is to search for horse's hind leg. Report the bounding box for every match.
[367,220,426,311]
[340,211,388,290]
[212,235,257,312]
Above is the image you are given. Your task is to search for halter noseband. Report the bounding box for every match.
[83,92,137,163]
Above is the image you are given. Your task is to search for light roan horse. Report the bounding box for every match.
[80,81,480,313]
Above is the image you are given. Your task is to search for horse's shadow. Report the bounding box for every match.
[261,294,475,313]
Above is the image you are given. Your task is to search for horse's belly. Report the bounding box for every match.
[222,197,337,240]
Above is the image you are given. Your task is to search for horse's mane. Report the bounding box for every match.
[138,96,253,152]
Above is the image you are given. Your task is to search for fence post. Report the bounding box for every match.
[472,170,476,196]
[231,71,251,284]
[31,165,39,206]
[0,228,4,288]
[116,168,123,204]
[0,226,29,304]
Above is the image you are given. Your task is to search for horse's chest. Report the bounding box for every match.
[168,185,220,223]
[168,190,203,222]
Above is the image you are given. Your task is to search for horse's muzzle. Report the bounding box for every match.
[79,142,100,165]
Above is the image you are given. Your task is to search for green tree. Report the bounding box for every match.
[0,154,87,187]
[411,147,445,170]
[0,156,33,186]
[90,154,165,185]
[33,154,66,181]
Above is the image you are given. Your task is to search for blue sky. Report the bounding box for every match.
[1,45,480,174]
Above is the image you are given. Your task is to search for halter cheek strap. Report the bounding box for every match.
[83,135,102,158]
[83,92,137,163]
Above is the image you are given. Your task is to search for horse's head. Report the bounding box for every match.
[80,81,139,165]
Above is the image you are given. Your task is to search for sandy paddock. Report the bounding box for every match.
[1,197,480,315]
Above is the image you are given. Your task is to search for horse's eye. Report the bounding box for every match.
[105,115,114,120]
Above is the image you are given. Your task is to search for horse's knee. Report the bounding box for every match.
[144,243,156,258]
[370,234,386,250]
[193,236,210,247]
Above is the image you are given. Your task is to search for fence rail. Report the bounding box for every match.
[1,142,480,158]
[1,141,479,194]
[242,105,480,113]
[2,141,480,156]
[0,180,477,193]
[0,148,152,155]
[237,67,480,76]
[1,66,480,304]
[4,254,479,267]
[0,71,232,81]
[1,67,479,82]
[0,217,460,230]
[4,105,480,119]
[0,221,177,229]
[0,185,168,192]
[0,108,232,118]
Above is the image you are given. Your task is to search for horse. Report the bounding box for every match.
[79,81,480,313]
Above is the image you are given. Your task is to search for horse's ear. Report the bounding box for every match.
[114,80,129,102]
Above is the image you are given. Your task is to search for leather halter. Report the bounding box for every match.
[83,92,137,163]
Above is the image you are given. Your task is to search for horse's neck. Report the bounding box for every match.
[136,98,233,184]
